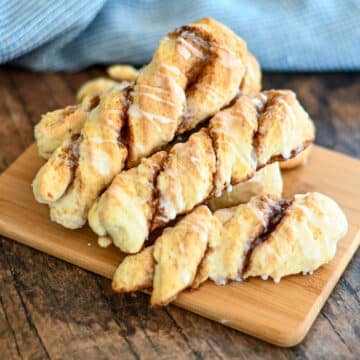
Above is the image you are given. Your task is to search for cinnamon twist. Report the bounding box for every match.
[34,78,126,159]
[89,90,315,253]
[111,192,348,306]
[33,17,261,229]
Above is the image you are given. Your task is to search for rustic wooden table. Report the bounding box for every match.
[0,67,359,359]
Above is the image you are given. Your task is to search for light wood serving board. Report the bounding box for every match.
[0,144,359,347]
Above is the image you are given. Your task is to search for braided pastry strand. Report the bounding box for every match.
[89,90,315,253]
[33,17,261,229]
[112,192,348,306]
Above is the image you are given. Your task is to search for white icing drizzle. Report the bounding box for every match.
[182,269,191,284]
[177,44,191,60]
[161,63,183,76]
[178,37,206,60]
[137,84,171,94]
[91,150,112,176]
[155,215,169,223]
[181,30,209,49]
[217,46,242,69]
[160,74,186,103]
[158,196,177,220]
[190,156,200,164]
[137,92,176,107]
[128,103,175,145]
[226,184,233,193]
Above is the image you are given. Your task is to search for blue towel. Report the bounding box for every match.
[1,0,359,71]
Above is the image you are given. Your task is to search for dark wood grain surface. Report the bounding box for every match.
[0,67,359,359]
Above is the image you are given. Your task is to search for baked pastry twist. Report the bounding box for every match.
[33,17,261,229]
[33,86,129,228]
[112,192,348,306]
[36,67,136,159]
[89,90,315,253]
[35,80,128,159]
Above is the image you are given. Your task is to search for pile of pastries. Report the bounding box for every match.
[32,18,348,306]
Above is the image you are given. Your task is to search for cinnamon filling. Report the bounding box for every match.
[66,133,81,166]
[58,133,82,187]
[242,199,292,274]
[118,86,132,163]
[88,95,100,110]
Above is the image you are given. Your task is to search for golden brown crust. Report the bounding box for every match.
[76,77,120,103]
[243,193,348,281]
[152,129,216,230]
[88,151,167,253]
[209,95,258,196]
[254,90,315,167]
[33,135,79,203]
[194,195,287,287]
[112,246,155,293]
[112,192,347,305]
[35,87,129,229]
[151,206,216,306]
[35,79,128,160]
[107,65,139,82]
[34,105,87,159]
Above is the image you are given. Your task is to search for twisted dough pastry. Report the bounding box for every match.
[34,79,127,159]
[33,17,261,229]
[33,86,129,228]
[36,69,135,159]
[89,90,315,253]
[112,192,348,306]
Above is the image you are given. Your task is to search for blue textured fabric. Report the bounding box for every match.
[1,0,359,71]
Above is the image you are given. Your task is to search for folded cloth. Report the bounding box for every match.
[1,0,359,71]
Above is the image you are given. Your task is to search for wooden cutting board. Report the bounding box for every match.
[0,143,359,347]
